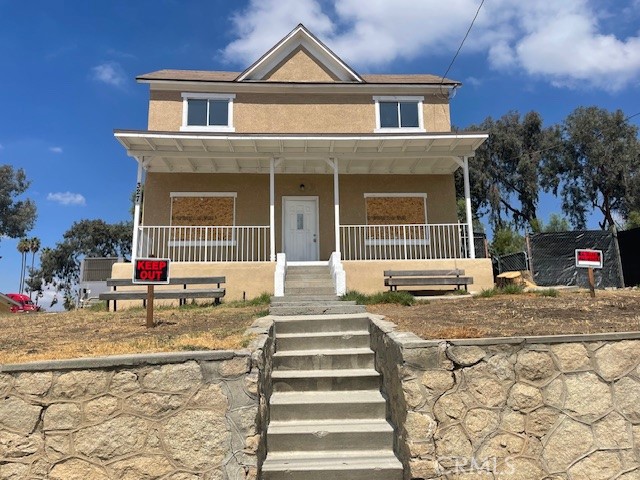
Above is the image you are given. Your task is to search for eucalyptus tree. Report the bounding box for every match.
[457,111,562,231]
[543,106,640,230]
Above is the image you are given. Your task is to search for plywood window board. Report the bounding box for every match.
[170,193,236,241]
[364,193,428,241]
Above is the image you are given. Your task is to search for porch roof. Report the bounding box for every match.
[114,130,487,175]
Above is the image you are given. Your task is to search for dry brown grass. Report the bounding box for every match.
[0,302,266,364]
[368,289,640,340]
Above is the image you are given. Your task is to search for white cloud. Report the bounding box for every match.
[221,0,640,91]
[47,192,86,206]
[91,61,127,87]
[49,146,63,154]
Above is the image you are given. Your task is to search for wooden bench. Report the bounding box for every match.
[99,276,226,311]
[384,269,473,292]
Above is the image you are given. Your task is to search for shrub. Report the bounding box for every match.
[536,288,559,297]
[341,290,415,306]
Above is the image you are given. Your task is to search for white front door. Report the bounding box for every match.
[283,197,319,261]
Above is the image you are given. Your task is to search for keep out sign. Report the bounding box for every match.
[133,258,171,284]
[575,249,603,269]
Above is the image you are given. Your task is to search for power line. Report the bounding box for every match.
[439,0,485,93]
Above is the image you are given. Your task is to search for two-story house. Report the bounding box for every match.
[112,24,492,300]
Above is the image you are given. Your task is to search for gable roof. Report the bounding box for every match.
[136,24,461,87]
[136,69,460,86]
[237,24,363,83]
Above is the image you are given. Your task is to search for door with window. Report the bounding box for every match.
[283,197,319,261]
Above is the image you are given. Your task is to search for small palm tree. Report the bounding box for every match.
[17,238,31,293]
[28,237,41,299]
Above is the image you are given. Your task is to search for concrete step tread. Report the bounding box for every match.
[272,295,340,301]
[262,450,402,471]
[271,301,356,306]
[276,330,369,339]
[268,418,394,434]
[273,348,373,357]
[273,313,369,321]
[270,390,385,405]
[272,368,379,379]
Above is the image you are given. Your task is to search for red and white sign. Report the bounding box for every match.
[133,258,171,284]
[575,249,603,269]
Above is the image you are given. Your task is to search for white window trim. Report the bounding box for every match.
[373,95,425,133]
[364,193,429,246]
[180,93,236,132]
[169,192,237,246]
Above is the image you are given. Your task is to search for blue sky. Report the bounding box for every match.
[1,0,639,305]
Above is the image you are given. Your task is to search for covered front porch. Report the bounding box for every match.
[116,131,487,267]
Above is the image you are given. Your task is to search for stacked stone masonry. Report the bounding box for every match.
[0,350,267,480]
[370,317,640,480]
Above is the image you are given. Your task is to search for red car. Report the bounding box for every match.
[6,293,41,313]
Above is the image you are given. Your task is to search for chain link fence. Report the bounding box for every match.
[528,231,624,288]
[493,251,529,275]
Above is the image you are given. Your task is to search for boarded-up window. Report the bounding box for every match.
[364,194,427,243]
[365,195,426,225]
[170,193,236,242]
[171,196,234,226]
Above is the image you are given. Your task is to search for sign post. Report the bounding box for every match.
[133,258,170,328]
[575,249,603,299]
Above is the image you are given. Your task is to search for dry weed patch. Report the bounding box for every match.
[0,303,264,364]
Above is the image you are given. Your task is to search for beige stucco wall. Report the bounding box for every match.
[263,46,340,82]
[143,172,458,261]
[111,262,275,303]
[343,258,494,294]
[147,90,451,134]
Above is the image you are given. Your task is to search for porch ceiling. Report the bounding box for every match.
[114,130,487,175]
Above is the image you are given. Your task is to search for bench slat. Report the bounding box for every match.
[107,277,225,287]
[385,277,473,287]
[384,269,465,277]
[100,289,225,301]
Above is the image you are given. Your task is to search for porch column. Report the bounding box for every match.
[333,158,341,255]
[462,156,476,259]
[131,157,144,262]
[269,157,276,262]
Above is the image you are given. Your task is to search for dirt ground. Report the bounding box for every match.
[0,303,266,364]
[0,289,639,364]
[368,288,640,340]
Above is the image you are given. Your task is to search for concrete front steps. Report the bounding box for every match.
[262,312,402,480]
[269,265,366,316]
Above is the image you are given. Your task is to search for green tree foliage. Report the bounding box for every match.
[0,166,36,243]
[531,214,571,233]
[16,237,31,293]
[490,227,525,256]
[625,211,640,229]
[40,219,132,303]
[24,267,44,301]
[456,199,484,232]
[543,107,640,230]
[457,111,561,231]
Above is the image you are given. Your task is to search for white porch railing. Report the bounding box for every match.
[340,223,470,261]
[136,226,270,262]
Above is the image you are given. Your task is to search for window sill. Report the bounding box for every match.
[374,127,426,134]
[180,126,236,133]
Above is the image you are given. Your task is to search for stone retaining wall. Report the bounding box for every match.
[370,316,640,479]
[0,347,271,480]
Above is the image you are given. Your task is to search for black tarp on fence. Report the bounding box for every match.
[618,227,640,287]
[529,231,624,288]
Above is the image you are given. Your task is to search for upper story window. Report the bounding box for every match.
[181,93,235,132]
[374,96,425,133]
